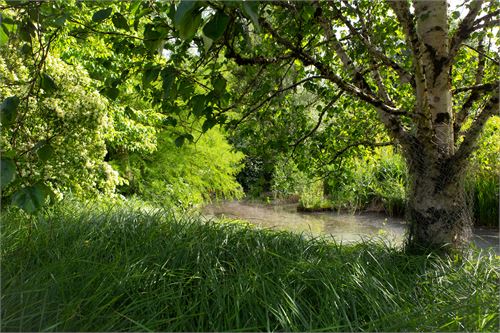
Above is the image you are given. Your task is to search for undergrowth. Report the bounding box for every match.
[1,201,498,332]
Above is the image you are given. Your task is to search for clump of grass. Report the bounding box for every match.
[467,174,499,227]
[1,201,498,332]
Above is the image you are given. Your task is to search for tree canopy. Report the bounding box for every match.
[1,0,498,250]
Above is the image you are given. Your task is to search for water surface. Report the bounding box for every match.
[203,201,499,253]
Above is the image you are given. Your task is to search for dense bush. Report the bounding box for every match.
[0,46,121,204]
[324,147,407,216]
[133,127,245,208]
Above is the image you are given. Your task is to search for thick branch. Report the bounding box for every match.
[452,81,498,94]
[453,94,499,165]
[225,42,292,66]
[386,0,421,65]
[472,10,500,27]
[453,81,498,137]
[449,0,484,62]
[259,19,406,118]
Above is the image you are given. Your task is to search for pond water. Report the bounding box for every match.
[202,201,499,253]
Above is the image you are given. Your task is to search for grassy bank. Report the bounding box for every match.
[1,202,499,332]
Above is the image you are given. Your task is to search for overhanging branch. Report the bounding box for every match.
[291,91,344,152]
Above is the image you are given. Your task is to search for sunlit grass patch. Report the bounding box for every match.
[1,201,498,332]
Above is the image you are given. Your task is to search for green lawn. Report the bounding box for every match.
[1,202,498,332]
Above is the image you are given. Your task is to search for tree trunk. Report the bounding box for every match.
[404,152,473,252]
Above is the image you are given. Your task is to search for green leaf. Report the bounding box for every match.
[174,1,202,40]
[40,73,57,93]
[202,34,213,52]
[174,0,198,27]
[0,158,16,189]
[202,117,217,132]
[163,116,177,127]
[0,25,8,46]
[92,8,112,22]
[242,1,260,32]
[0,96,20,127]
[11,184,47,213]
[53,15,67,27]
[202,10,230,41]
[213,76,227,95]
[142,66,160,87]
[175,135,185,147]
[178,78,195,99]
[161,67,176,99]
[21,43,31,55]
[112,12,129,30]
[37,143,54,162]
[191,95,207,117]
[103,87,119,100]
[181,10,202,40]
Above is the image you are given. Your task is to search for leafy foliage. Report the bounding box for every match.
[0,46,120,208]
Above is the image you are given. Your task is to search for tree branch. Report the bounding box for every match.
[258,19,406,118]
[291,91,344,152]
[463,43,500,65]
[449,0,484,62]
[325,141,394,165]
[453,81,498,94]
[230,75,324,128]
[337,0,415,87]
[386,0,421,65]
[453,93,499,166]
[225,42,292,66]
[472,9,500,27]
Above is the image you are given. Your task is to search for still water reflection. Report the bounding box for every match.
[202,201,499,253]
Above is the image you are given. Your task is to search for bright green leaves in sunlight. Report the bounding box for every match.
[0,96,19,127]
[92,8,112,23]
[11,183,50,213]
[1,158,16,189]
[203,10,230,41]
[0,25,8,46]
[174,1,202,40]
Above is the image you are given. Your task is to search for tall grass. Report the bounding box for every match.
[1,201,498,332]
[466,174,499,227]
